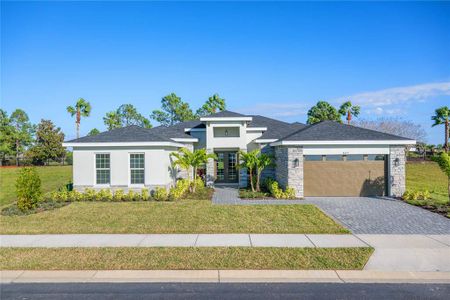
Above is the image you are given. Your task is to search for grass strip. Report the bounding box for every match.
[0,247,373,270]
[0,201,348,234]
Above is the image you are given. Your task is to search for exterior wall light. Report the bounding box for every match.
[293,158,300,168]
[394,157,400,167]
[225,129,228,136]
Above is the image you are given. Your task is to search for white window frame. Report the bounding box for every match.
[94,152,111,187]
[129,152,145,187]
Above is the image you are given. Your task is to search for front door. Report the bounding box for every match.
[215,151,239,183]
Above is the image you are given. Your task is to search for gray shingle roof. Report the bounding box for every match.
[249,115,306,140]
[280,121,413,141]
[201,110,248,118]
[66,125,173,143]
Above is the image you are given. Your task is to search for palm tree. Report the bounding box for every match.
[432,106,450,153]
[67,98,91,139]
[339,101,361,125]
[170,148,216,192]
[255,152,274,192]
[238,150,259,192]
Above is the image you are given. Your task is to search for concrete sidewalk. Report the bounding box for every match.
[2,234,450,272]
[0,234,370,248]
[2,270,450,284]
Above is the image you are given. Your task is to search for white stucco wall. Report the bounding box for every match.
[72,146,177,190]
[205,121,248,150]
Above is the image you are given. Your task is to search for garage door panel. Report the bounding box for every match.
[304,161,386,197]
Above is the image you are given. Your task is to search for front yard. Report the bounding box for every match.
[0,247,372,270]
[0,200,348,234]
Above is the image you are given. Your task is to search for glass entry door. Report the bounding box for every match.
[215,151,239,183]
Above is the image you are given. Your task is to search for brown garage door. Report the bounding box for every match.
[304,156,387,197]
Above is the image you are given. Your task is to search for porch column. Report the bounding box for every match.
[206,148,215,187]
[389,146,406,197]
[275,145,304,198]
[239,148,248,188]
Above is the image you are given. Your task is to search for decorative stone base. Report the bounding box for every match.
[389,146,406,197]
[275,146,304,198]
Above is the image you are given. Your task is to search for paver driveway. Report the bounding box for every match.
[304,197,450,234]
[213,187,450,234]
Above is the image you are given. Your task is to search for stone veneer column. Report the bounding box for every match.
[239,148,248,188]
[275,146,304,198]
[206,148,215,187]
[389,145,406,197]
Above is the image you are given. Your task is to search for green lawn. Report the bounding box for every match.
[406,162,449,205]
[0,166,72,207]
[0,200,348,234]
[0,247,373,270]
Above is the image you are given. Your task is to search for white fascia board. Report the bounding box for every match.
[246,127,267,132]
[199,117,253,122]
[210,123,242,128]
[62,141,185,148]
[171,138,199,143]
[184,128,206,132]
[254,139,278,144]
[270,140,416,146]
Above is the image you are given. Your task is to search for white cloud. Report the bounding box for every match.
[337,81,450,107]
[238,81,450,119]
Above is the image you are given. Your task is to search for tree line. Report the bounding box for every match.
[72,93,226,137]
[0,110,65,166]
[2,94,448,166]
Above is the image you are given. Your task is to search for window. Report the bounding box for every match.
[304,155,324,161]
[130,153,145,184]
[346,155,364,161]
[213,127,240,137]
[367,154,385,161]
[96,154,110,185]
[325,155,343,161]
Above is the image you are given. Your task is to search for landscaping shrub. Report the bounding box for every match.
[265,178,297,199]
[153,187,169,201]
[16,167,42,211]
[83,188,97,201]
[403,190,431,201]
[97,189,113,201]
[141,188,150,201]
[194,177,206,191]
[169,180,188,201]
[113,189,125,201]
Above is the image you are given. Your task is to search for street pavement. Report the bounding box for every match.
[1,282,450,300]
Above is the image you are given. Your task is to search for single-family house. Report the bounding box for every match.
[63,110,415,197]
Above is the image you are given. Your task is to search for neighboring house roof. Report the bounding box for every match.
[65,125,174,143]
[279,121,413,142]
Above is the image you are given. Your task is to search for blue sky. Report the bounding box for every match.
[1,1,449,143]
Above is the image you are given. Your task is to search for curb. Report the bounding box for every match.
[2,270,450,284]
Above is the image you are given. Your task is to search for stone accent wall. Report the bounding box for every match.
[177,143,194,181]
[389,145,406,197]
[275,146,304,198]
[206,148,215,186]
